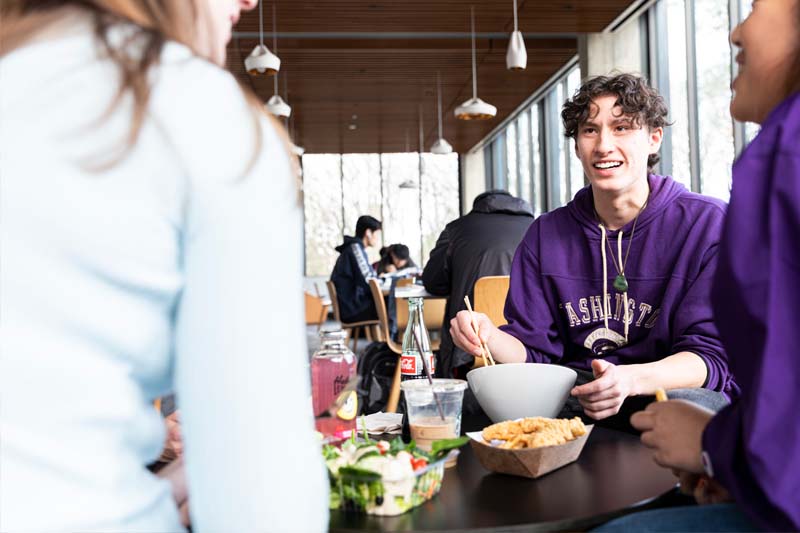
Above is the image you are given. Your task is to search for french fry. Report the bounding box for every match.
[655,388,668,402]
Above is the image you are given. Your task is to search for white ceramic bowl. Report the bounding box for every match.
[466,363,578,422]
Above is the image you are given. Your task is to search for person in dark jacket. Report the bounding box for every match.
[422,190,534,379]
[330,215,382,323]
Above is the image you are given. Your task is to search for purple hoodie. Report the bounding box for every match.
[500,174,737,396]
[702,93,800,531]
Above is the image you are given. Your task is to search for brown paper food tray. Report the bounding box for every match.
[469,425,594,478]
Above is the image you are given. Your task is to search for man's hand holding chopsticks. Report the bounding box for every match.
[451,310,495,359]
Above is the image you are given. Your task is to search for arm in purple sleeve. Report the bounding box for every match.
[702,151,800,531]
[499,235,563,364]
[670,243,732,392]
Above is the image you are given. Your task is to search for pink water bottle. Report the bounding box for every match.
[311,330,358,440]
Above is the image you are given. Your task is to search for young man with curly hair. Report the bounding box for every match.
[450,74,736,430]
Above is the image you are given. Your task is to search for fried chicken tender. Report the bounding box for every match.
[482,420,522,441]
[482,416,587,449]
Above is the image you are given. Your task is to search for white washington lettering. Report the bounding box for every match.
[561,293,661,330]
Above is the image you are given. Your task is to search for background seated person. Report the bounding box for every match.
[422,190,534,381]
[374,243,416,276]
[450,74,737,430]
[331,215,382,323]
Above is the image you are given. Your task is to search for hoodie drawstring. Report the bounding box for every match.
[617,230,630,342]
[599,225,610,332]
[599,225,630,343]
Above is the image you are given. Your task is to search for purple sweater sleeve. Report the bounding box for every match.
[499,236,563,364]
[670,244,731,393]
[702,150,800,531]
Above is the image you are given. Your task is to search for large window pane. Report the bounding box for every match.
[517,112,531,204]
[381,153,422,265]
[556,84,569,206]
[491,135,507,190]
[303,151,459,275]
[303,154,344,276]
[695,0,734,201]
[567,68,584,198]
[666,0,692,189]
[342,154,382,241]
[506,121,519,196]
[530,105,543,217]
[421,153,459,263]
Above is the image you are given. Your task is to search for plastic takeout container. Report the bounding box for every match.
[330,451,457,516]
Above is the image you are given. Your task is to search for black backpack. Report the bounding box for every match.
[356,341,404,415]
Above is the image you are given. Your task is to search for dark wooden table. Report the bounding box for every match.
[329,426,677,532]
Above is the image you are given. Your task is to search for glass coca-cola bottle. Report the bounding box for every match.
[400,297,435,441]
[400,297,436,381]
[310,329,358,441]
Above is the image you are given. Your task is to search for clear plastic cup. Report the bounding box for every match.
[401,379,467,467]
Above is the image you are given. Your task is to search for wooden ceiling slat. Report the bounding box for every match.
[235,0,635,34]
[227,0,636,153]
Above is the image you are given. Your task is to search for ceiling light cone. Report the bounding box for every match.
[245,44,280,76]
[506,31,527,71]
[266,95,291,118]
[454,97,497,121]
[430,138,453,155]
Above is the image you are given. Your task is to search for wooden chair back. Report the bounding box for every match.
[368,279,403,413]
[326,280,343,323]
[368,279,402,355]
[422,298,447,332]
[474,275,511,327]
[304,292,329,326]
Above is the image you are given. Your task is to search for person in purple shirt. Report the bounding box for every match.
[450,74,736,430]
[600,2,800,531]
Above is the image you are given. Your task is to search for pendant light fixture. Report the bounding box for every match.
[455,6,497,121]
[430,72,453,154]
[244,0,280,76]
[506,0,527,71]
[265,4,291,117]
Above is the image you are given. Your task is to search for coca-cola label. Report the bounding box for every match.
[401,355,417,375]
[401,353,435,376]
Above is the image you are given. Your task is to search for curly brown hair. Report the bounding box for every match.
[561,73,670,170]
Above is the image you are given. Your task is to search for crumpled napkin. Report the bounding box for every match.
[356,412,404,435]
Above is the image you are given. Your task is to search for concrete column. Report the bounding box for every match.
[460,149,486,214]
[583,18,646,78]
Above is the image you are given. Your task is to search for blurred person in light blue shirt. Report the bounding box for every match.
[0,1,328,531]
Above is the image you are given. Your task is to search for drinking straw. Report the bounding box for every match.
[412,327,446,421]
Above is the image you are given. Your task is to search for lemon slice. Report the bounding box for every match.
[336,391,358,421]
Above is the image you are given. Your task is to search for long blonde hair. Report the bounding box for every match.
[0,0,295,174]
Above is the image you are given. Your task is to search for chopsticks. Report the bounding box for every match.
[463,296,496,366]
